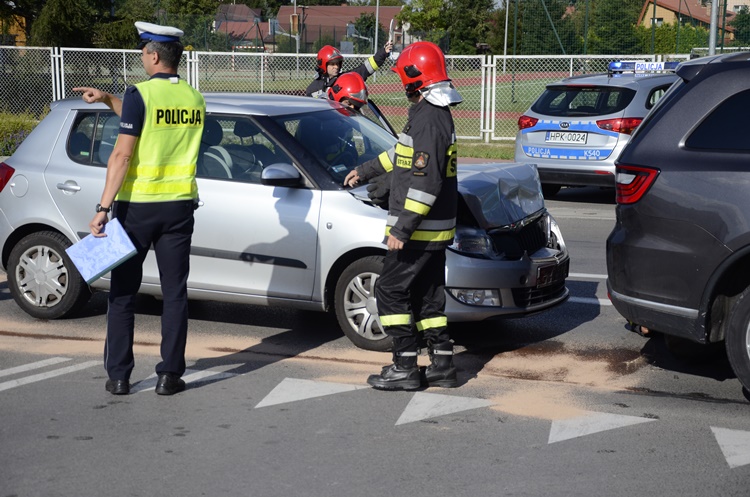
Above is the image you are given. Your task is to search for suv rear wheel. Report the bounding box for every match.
[7,231,92,319]
[726,286,750,392]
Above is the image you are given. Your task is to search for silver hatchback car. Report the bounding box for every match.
[0,93,569,351]
[514,61,679,197]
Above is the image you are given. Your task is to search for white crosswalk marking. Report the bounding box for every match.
[132,368,238,393]
[0,357,71,378]
[548,411,656,444]
[711,427,750,469]
[0,361,100,393]
[568,296,612,306]
[256,377,368,408]
[396,392,493,425]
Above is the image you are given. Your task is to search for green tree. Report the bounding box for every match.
[30,0,110,47]
[352,12,386,54]
[397,0,449,47]
[730,9,750,45]
[587,0,641,54]
[445,0,494,54]
[92,0,158,49]
[634,22,709,54]
[514,0,579,55]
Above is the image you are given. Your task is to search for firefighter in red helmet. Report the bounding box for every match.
[327,72,369,111]
[306,41,392,99]
[344,41,463,390]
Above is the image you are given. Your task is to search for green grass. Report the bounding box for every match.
[460,141,515,161]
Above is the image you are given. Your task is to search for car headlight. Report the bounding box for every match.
[448,226,496,258]
[546,214,566,252]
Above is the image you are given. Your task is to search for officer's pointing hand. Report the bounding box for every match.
[73,87,107,104]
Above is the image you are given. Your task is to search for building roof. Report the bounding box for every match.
[216,4,261,22]
[638,0,736,32]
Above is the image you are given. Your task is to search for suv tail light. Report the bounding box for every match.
[596,117,642,135]
[518,115,538,130]
[0,162,14,193]
[615,164,659,204]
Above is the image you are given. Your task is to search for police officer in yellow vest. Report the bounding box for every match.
[73,22,205,396]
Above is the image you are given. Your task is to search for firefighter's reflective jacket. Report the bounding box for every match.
[357,98,458,251]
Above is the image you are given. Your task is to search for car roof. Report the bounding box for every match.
[548,71,679,89]
[53,92,333,117]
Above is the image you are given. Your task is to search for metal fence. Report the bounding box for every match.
[0,46,692,143]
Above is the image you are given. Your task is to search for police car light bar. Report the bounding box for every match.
[608,61,680,73]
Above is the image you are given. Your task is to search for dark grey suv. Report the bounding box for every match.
[606,52,750,391]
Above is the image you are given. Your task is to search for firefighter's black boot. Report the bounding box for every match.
[424,346,458,388]
[367,351,421,391]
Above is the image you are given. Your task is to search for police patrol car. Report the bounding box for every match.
[514,61,680,197]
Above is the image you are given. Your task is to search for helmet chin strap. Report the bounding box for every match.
[420,81,463,107]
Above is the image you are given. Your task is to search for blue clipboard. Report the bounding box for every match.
[65,218,137,284]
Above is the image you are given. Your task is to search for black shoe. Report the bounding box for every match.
[424,348,458,388]
[105,379,130,395]
[367,363,422,391]
[155,373,185,396]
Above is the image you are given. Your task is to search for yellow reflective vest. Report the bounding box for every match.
[116,77,205,202]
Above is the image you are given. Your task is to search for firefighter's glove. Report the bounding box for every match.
[366,174,390,209]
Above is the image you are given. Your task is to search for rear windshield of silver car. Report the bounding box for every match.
[531,86,637,117]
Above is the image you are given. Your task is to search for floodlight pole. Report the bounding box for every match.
[709,0,718,55]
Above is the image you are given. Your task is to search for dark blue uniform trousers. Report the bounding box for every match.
[105,200,195,381]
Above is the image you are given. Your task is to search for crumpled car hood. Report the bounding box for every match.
[349,162,544,230]
[457,163,545,229]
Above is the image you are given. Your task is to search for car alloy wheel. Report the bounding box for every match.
[8,231,91,319]
[334,255,392,351]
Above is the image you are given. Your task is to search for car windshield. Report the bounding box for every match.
[531,85,636,117]
[270,107,397,183]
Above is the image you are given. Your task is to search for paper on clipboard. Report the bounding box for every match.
[65,218,137,284]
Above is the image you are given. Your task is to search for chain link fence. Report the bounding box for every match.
[1,45,693,142]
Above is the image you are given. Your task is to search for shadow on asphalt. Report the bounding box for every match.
[638,330,736,382]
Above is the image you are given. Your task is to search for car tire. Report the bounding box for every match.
[7,231,92,319]
[542,184,562,198]
[725,286,750,391]
[334,255,392,352]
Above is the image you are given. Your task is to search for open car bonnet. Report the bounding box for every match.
[457,162,545,229]
[350,162,545,230]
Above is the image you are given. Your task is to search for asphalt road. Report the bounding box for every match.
[1,186,749,496]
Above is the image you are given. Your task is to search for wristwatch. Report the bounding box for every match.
[95,203,111,213]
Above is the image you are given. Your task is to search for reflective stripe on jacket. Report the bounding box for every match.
[116,78,205,202]
[387,99,457,250]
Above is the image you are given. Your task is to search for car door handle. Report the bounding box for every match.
[57,182,81,193]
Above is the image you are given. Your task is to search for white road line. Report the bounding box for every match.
[568,296,612,306]
[549,411,657,444]
[0,357,72,378]
[569,272,607,280]
[0,361,100,393]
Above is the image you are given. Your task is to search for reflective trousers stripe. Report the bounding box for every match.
[416,316,448,331]
[380,314,411,326]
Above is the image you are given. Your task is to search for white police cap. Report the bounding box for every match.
[135,21,184,48]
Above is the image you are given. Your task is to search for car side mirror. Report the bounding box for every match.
[261,163,303,187]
